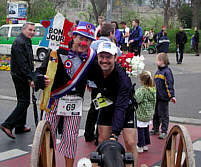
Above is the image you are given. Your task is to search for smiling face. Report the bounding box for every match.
[72,34,92,53]
[22,24,35,39]
[97,52,115,75]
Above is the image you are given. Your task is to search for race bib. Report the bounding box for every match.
[92,93,113,110]
[57,95,83,116]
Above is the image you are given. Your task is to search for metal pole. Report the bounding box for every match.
[106,0,112,22]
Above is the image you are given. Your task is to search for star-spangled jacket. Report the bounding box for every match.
[154,65,175,101]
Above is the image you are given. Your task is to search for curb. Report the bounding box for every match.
[169,116,201,125]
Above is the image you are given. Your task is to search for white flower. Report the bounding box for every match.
[126,55,145,77]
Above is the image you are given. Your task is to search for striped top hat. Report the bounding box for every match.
[73,21,96,41]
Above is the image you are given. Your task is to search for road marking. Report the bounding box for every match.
[198,110,201,114]
[0,149,28,161]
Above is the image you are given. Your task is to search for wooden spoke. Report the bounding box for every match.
[31,120,56,167]
[161,125,195,167]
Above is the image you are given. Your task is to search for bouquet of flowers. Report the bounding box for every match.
[116,52,145,77]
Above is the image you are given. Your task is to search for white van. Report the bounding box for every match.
[0,23,48,61]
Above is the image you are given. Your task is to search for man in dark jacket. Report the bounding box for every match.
[193,26,199,56]
[89,41,138,167]
[0,22,36,139]
[128,19,143,56]
[176,26,187,64]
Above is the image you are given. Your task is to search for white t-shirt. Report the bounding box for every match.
[124,27,130,44]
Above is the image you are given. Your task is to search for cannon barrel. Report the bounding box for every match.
[90,140,134,167]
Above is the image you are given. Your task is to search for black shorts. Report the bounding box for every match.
[97,105,137,129]
[97,105,114,126]
[123,107,137,129]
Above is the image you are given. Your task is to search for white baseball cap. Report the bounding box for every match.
[97,41,117,56]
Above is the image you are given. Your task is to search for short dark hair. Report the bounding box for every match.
[75,20,79,26]
[98,16,104,20]
[100,23,115,37]
[120,21,126,25]
[111,21,119,29]
[134,19,139,24]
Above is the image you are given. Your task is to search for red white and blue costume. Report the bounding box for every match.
[36,21,96,158]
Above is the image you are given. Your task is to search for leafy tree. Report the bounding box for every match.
[78,5,95,23]
[0,0,7,25]
[28,0,56,22]
[178,4,192,28]
[121,9,139,28]
[192,0,201,28]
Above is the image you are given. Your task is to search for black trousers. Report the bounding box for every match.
[128,43,141,56]
[121,43,128,51]
[193,42,199,56]
[2,75,30,130]
[176,44,184,63]
[84,88,99,140]
[152,100,169,133]
[137,126,150,147]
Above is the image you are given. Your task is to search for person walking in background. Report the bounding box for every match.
[151,53,176,139]
[193,26,199,56]
[0,22,36,139]
[120,21,130,51]
[135,71,156,153]
[128,19,143,56]
[157,31,170,53]
[176,26,187,64]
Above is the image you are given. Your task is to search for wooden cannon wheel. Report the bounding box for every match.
[30,120,56,167]
[161,125,195,167]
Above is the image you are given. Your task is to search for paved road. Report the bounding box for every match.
[0,53,201,166]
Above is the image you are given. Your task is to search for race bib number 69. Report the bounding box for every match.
[57,95,83,116]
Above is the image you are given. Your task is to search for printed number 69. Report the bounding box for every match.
[66,104,75,111]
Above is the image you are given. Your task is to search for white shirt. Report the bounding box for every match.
[124,27,130,44]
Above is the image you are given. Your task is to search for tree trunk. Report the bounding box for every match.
[90,0,107,24]
[163,0,170,28]
[192,0,201,28]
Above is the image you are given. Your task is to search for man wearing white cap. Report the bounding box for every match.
[88,41,138,167]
